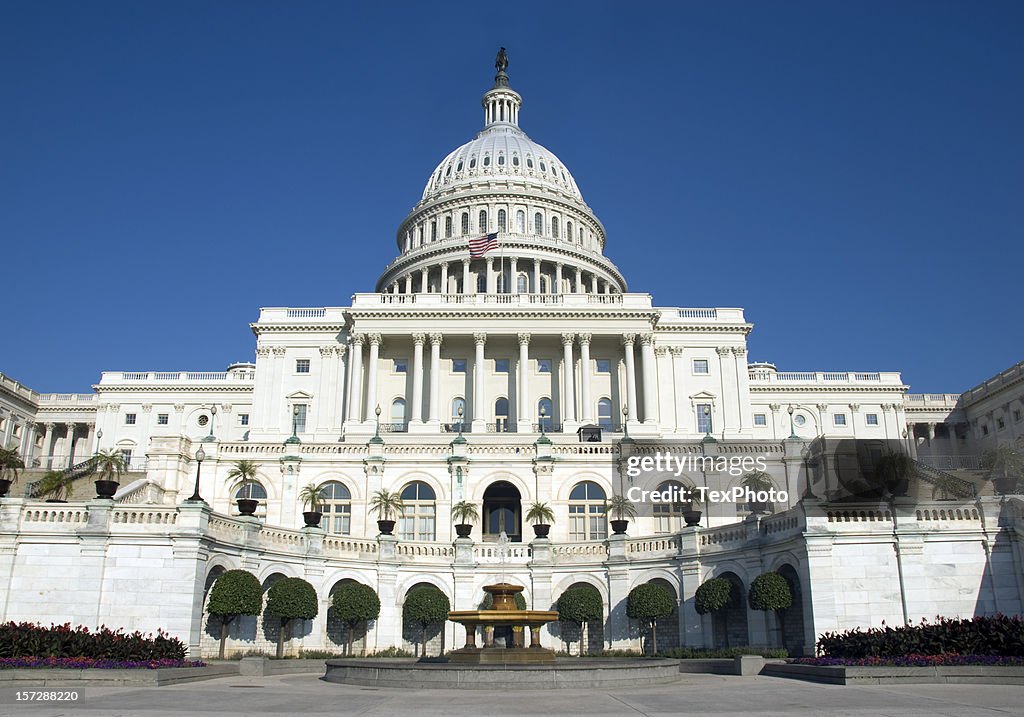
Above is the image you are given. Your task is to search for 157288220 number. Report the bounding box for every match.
[15,691,79,701]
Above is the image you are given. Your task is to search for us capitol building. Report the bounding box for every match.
[1,53,1021,658]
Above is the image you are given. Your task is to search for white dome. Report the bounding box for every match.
[420,123,584,206]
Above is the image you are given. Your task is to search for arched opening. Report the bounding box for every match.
[568,481,607,540]
[326,578,372,656]
[399,481,436,541]
[461,212,469,235]
[402,582,448,657]
[557,582,604,654]
[711,572,748,649]
[517,273,528,293]
[390,398,407,430]
[483,480,522,542]
[776,564,806,655]
[597,397,613,431]
[515,210,525,233]
[497,209,506,231]
[260,572,288,654]
[478,209,487,233]
[320,481,352,535]
[537,397,553,432]
[494,397,509,433]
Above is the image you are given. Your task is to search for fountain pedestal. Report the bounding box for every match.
[447,583,559,664]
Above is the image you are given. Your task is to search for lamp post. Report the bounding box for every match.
[187,445,206,503]
[203,405,217,442]
[539,405,547,438]
[374,405,382,438]
[622,405,630,439]
[457,405,465,438]
[96,429,102,453]
[787,404,798,440]
[702,404,717,443]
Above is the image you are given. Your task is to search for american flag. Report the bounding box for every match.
[468,233,499,258]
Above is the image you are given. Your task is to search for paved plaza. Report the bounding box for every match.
[1,672,1022,717]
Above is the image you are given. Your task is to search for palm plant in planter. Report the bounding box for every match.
[451,500,479,538]
[368,489,404,535]
[873,450,913,498]
[227,460,261,516]
[37,470,73,502]
[299,482,327,527]
[92,449,126,499]
[607,494,637,535]
[0,445,24,498]
[740,470,776,514]
[676,482,703,526]
[525,501,555,538]
[983,446,1024,495]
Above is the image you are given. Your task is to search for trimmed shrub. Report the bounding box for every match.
[402,586,450,657]
[627,583,676,654]
[557,587,603,656]
[207,569,262,659]
[265,577,319,658]
[748,572,793,612]
[331,583,381,656]
[694,577,735,615]
[0,622,186,662]
[817,615,1024,659]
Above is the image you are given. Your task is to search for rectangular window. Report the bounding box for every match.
[834,414,847,426]
[1014,409,1022,423]
[595,358,611,373]
[157,413,169,425]
[494,358,510,373]
[239,413,249,426]
[997,418,1005,430]
[125,413,137,425]
[866,413,879,425]
[692,359,709,375]
[537,359,552,373]
[982,424,989,436]
[293,405,307,433]
[754,414,767,426]
[452,359,467,373]
[696,404,712,434]
[296,359,310,374]
[393,358,408,373]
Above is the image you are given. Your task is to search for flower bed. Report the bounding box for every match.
[0,657,204,670]
[792,653,1024,667]
[817,615,1024,658]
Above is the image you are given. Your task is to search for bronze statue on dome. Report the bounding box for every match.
[495,47,508,73]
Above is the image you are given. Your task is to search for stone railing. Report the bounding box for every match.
[474,543,532,562]
[905,393,962,408]
[0,372,39,402]
[350,292,654,310]
[748,370,903,385]
[552,542,608,564]
[99,371,255,384]
[36,393,96,404]
[395,542,454,560]
[110,506,179,527]
[960,360,1023,404]
[20,504,90,528]
[625,535,680,558]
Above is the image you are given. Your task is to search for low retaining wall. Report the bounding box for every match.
[763,663,1024,685]
[324,658,681,689]
[0,664,238,687]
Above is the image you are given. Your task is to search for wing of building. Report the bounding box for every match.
[1,56,1021,660]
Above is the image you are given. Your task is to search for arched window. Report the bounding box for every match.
[540,275,550,294]
[483,155,491,167]
[320,481,352,535]
[470,156,477,169]
[431,221,437,241]
[497,154,505,166]
[534,213,543,235]
[233,482,268,518]
[494,397,509,433]
[477,272,486,293]
[417,226,423,246]
[515,210,525,233]
[653,480,689,533]
[497,209,506,232]
[478,210,487,233]
[461,213,469,235]
[597,398,613,431]
[566,221,573,241]
[399,481,436,541]
[552,216,559,239]
[456,160,463,172]
[517,273,528,293]
[527,157,534,169]
[390,398,406,429]
[569,481,607,540]
[451,397,466,427]
[512,154,520,167]
[445,216,452,238]
[540,160,547,172]
[537,397,553,432]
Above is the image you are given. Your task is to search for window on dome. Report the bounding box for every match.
[461,213,469,235]
[431,221,437,241]
[534,213,543,235]
[483,155,491,166]
[540,160,547,172]
[479,210,487,233]
[561,170,567,181]
[517,274,528,293]
[445,217,453,238]
[566,221,573,241]
[445,165,451,177]
[527,157,534,169]
[470,157,477,169]
[578,226,583,243]
[497,154,505,166]
[512,154,519,166]
[399,481,436,541]
[456,160,463,172]
[552,217,559,239]
[498,209,506,232]
[516,210,525,233]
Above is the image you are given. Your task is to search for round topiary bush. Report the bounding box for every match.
[557,586,603,655]
[402,586,450,657]
[694,577,734,615]
[748,572,793,612]
[265,577,319,658]
[627,582,676,654]
[331,582,381,656]
[207,569,263,659]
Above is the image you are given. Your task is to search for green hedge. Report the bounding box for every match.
[0,622,186,661]
[694,577,736,615]
[207,570,262,619]
[266,578,318,621]
[817,615,1024,659]
[748,572,792,612]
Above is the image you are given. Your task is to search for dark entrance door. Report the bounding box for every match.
[483,481,522,542]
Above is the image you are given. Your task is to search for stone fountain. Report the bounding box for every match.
[447,582,559,664]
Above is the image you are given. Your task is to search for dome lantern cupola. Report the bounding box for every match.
[482,47,521,127]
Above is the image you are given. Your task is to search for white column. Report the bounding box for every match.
[463,259,471,294]
[420,266,429,293]
[440,262,449,294]
[561,333,576,427]
[334,346,347,431]
[575,267,583,292]
[590,274,598,293]
[365,334,382,422]
[20,421,35,464]
[428,333,442,424]
[347,334,365,423]
[716,346,734,435]
[472,333,487,431]
[64,422,76,467]
[623,334,638,423]
[486,257,495,293]
[640,334,657,424]
[518,333,531,431]
[579,333,593,423]
[510,257,519,294]
[318,345,334,432]
[533,259,541,294]
[733,347,752,433]
[670,347,685,432]
[555,263,563,293]
[404,275,412,293]
[411,333,425,423]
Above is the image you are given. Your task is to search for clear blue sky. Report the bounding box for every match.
[2,1,1020,394]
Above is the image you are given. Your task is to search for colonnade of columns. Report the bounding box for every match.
[9,420,96,470]
[385,257,617,296]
